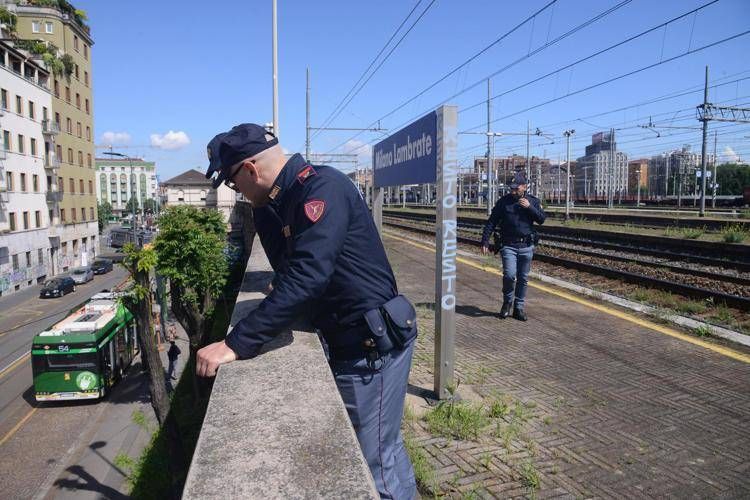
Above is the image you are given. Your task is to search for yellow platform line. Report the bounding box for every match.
[0,407,37,448]
[384,232,750,364]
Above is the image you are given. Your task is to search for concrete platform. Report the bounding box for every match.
[385,232,750,499]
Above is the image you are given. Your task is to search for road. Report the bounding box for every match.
[0,266,134,498]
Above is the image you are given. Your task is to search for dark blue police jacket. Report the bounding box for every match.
[481,193,546,246]
[225,153,398,359]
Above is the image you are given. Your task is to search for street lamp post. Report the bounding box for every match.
[563,130,575,220]
[103,151,136,246]
[636,168,641,207]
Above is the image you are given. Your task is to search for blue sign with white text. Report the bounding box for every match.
[373,111,437,188]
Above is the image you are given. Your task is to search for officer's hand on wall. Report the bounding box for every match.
[481,245,489,255]
[196,340,238,377]
[518,198,530,209]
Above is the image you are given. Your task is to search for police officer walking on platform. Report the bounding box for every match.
[199,123,418,499]
[481,172,546,321]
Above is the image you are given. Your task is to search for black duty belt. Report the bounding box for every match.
[502,236,531,246]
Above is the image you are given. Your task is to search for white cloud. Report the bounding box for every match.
[100,131,131,146]
[722,146,739,163]
[150,130,191,150]
[344,139,372,164]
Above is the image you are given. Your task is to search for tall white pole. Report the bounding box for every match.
[272,0,279,137]
[564,130,574,219]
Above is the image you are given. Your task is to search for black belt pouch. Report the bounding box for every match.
[363,294,418,352]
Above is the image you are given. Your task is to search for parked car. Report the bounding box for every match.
[40,277,76,298]
[91,258,114,275]
[70,266,94,284]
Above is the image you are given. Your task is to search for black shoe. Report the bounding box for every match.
[513,308,527,321]
[500,302,512,318]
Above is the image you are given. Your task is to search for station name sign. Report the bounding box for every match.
[373,111,437,187]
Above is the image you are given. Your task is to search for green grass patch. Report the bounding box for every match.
[675,299,708,315]
[425,400,488,440]
[709,304,736,325]
[722,223,748,243]
[693,325,713,338]
[519,460,540,492]
[403,432,438,497]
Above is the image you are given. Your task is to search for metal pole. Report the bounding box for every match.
[564,130,573,219]
[305,67,310,160]
[711,130,718,208]
[607,128,614,209]
[699,65,709,216]
[490,136,496,210]
[526,120,531,184]
[130,157,136,246]
[636,169,641,207]
[272,0,279,137]
[486,79,491,214]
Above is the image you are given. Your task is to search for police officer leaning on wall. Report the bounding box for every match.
[200,123,418,500]
[481,172,546,321]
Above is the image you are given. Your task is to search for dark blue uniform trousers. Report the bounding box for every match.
[331,341,417,499]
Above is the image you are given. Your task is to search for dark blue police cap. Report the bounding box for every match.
[509,172,528,188]
[205,123,278,189]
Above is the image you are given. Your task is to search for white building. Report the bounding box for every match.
[161,169,236,226]
[95,157,158,215]
[576,132,628,200]
[0,39,61,296]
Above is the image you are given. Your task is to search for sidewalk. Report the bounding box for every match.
[387,233,750,498]
[37,320,191,500]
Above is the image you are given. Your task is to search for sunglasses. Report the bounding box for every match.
[224,159,254,191]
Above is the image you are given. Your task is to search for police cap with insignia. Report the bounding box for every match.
[205,123,278,189]
[509,171,528,189]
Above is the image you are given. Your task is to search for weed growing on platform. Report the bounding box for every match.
[682,226,706,239]
[403,431,438,497]
[479,452,492,469]
[519,460,540,494]
[722,223,748,243]
[709,304,736,325]
[131,409,152,432]
[693,325,713,337]
[114,453,137,485]
[676,299,708,315]
[425,400,489,440]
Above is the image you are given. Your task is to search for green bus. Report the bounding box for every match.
[31,294,138,402]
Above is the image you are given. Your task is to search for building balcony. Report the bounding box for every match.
[42,120,61,136]
[44,155,61,170]
[46,190,63,204]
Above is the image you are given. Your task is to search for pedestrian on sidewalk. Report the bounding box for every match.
[167,340,181,381]
[481,172,546,321]
[198,123,418,499]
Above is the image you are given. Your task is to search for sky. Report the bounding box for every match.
[77,0,750,181]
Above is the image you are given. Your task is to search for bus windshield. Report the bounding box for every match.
[42,353,98,371]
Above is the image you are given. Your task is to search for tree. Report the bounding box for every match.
[143,198,159,214]
[125,197,140,216]
[97,201,112,233]
[121,243,186,493]
[153,206,228,394]
[716,163,750,196]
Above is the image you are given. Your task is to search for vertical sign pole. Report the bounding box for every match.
[373,187,384,234]
[434,105,458,400]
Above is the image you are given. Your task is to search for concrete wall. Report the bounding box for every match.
[183,240,378,499]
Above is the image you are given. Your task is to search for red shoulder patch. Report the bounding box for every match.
[304,199,325,223]
[296,165,317,184]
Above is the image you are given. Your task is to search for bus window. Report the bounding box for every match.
[44,353,98,371]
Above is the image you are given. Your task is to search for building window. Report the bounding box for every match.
[60,209,65,222]
[32,20,40,33]
[84,71,89,86]
[30,137,37,156]
[78,150,83,166]
[58,177,63,193]
[80,207,86,221]
[90,207,94,220]
[88,180,92,193]
[53,80,59,97]
[17,134,24,154]
[72,208,77,222]
[23,211,29,229]
[49,209,53,223]
[33,174,39,191]
[12,254,19,270]
[74,64,79,80]
[54,111,60,127]
[86,126,91,141]
[56,144,62,159]
[1,88,7,109]
[42,106,48,121]
[25,251,31,267]
[3,130,10,150]
[66,117,72,133]
[65,86,70,103]
[45,21,53,34]
[9,212,16,231]
[76,122,81,137]
[67,148,73,164]
[75,93,80,108]
[15,95,22,114]
[20,173,26,191]
[69,178,74,193]
[6,171,13,190]
[87,153,92,167]
[35,210,41,228]
[84,44,88,60]
[38,248,44,264]
[85,99,90,114]
[74,36,79,51]
[79,179,84,193]
[28,101,35,120]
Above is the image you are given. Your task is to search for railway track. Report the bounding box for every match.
[383,215,750,311]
